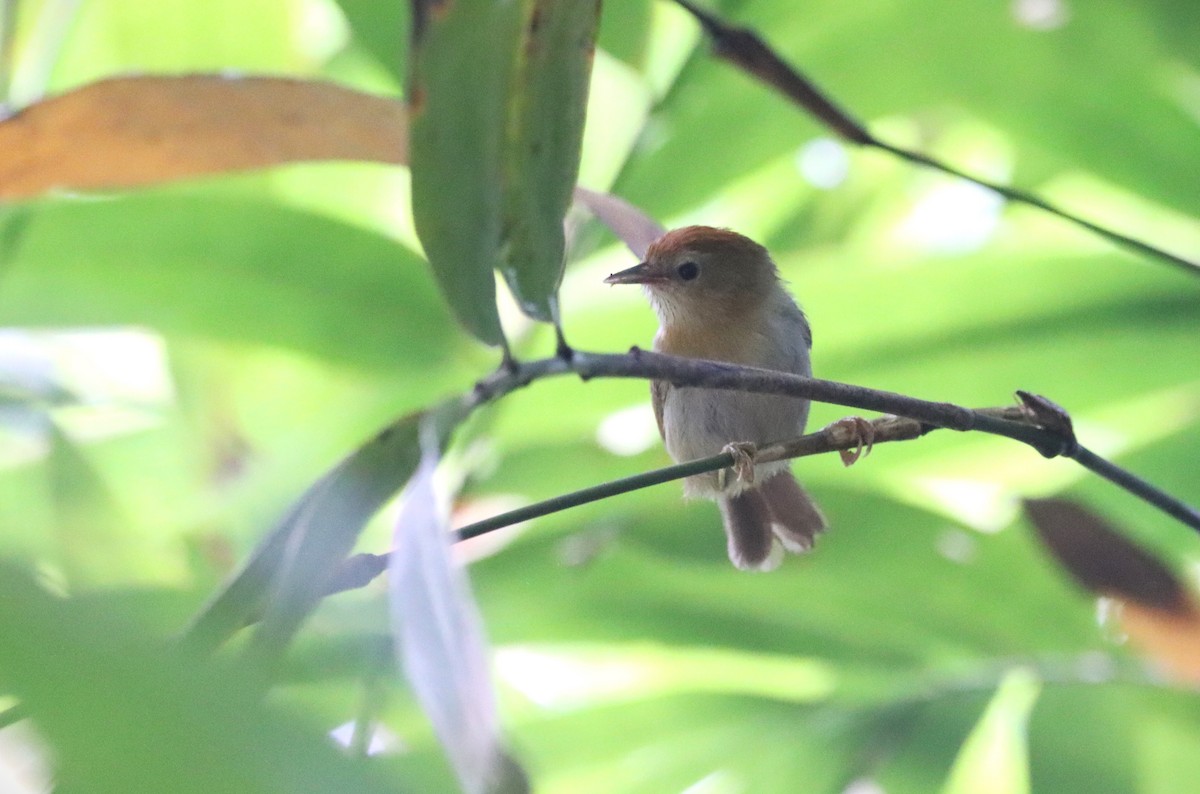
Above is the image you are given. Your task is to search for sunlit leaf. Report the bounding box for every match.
[499,1,601,322]
[46,420,146,585]
[0,189,454,370]
[942,667,1040,794]
[0,75,407,200]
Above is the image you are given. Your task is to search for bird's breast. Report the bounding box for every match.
[653,307,812,497]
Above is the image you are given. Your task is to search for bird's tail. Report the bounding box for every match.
[718,488,780,571]
[718,471,827,571]
[760,470,827,553]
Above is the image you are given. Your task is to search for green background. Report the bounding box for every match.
[2,0,1200,791]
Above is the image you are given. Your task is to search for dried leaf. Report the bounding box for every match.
[1026,498,1200,684]
[1119,602,1200,685]
[389,423,524,794]
[1025,498,1186,612]
[573,186,666,259]
[0,75,407,200]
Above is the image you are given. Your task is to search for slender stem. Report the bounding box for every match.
[314,345,1200,600]
[671,0,1200,278]
[1069,446,1200,532]
[871,141,1200,278]
[457,452,734,542]
[455,412,931,542]
[200,347,1200,637]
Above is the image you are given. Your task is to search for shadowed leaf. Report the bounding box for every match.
[407,0,521,347]
[1026,498,1200,684]
[499,0,601,322]
[1025,498,1186,612]
[186,404,462,659]
[0,75,407,200]
[0,565,404,794]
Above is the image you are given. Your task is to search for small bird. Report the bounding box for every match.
[605,225,826,571]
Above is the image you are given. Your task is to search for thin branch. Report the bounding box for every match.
[1069,446,1200,532]
[315,351,1200,600]
[177,348,1198,654]
[671,0,1200,278]
[321,412,947,598]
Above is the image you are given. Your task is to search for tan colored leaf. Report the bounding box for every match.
[1120,601,1200,685]
[0,75,407,200]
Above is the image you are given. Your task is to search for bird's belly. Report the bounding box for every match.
[662,386,809,498]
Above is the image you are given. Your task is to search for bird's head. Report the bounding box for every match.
[604,226,780,326]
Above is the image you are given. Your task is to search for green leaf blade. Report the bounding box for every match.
[500,0,601,322]
[408,0,524,347]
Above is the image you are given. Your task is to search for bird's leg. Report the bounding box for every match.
[825,417,876,466]
[554,324,574,362]
[720,441,758,488]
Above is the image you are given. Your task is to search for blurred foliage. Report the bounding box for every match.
[2,0,1200,792]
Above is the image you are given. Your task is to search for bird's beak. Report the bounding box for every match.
[604,262,665,285]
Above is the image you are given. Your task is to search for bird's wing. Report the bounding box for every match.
[651,379,669,440]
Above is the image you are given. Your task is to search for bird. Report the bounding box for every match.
[604,225,826,571]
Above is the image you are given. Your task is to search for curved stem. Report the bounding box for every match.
[671,0,1200,278]
[313,352,1200,601]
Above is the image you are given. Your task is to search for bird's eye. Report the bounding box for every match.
[676,262,700,281]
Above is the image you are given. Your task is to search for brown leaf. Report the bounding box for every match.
[1025,498,1186,613]
[0,75,408,200]
[1026,498,1200,684]
[1119,601,1200,685]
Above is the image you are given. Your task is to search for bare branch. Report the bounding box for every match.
[671,0,1200,278]
[317,350,1199,599]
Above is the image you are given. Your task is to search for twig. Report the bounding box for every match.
[671,0,1200,278]
[180,347,1199,654]
[320,412,942,598]
[314,352,1200,600]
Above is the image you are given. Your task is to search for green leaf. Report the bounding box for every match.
[942,668,1040,794]
[407,0,522,347]
[184,406,434,658]
[46,420,147,585]
[499,0,601,322]
[0,188,455,370]
[0,565,404,794]
[335,0,410,84]
[245,407,426,670]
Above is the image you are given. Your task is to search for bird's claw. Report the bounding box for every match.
[720,441,758,488]
[828,417,875,467]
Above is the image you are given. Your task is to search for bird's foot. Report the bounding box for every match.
[827,417,875,466]
[719,441,758,489]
